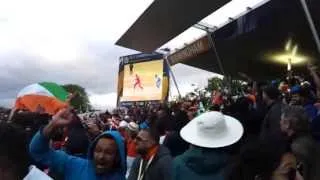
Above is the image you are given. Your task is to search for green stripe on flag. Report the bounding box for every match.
[39,82,68,101]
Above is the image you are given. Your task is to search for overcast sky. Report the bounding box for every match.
[0,0,219,110]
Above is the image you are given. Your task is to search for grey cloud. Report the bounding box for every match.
[0,41,216,108]
[0,42,136,107]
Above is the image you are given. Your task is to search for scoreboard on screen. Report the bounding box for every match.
[117,53,170,104]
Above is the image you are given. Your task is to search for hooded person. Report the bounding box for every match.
[29,109,126,180]
[173,111,244,180]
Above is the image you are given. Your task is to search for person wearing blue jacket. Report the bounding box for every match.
[29,109,126,180]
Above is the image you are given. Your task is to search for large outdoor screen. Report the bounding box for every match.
[119,54,166,102]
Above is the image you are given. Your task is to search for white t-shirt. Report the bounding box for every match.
[159,135,167,145]
[23,166,53,180]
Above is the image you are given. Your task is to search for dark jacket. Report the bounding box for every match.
[164,132,189,157]
[30,130,126,180]
[304,103,318,120]
[291,135,320,180]
[164,110,190,157]
[260,101,283,139]
[312,115,320,141]
[173,147,228,180]
[128,145,173,180]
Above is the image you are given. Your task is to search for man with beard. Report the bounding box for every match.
[128,128,173,180]
[29,109,126,180]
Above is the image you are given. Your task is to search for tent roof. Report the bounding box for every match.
[168,0,320,80]
[116,0,230,52]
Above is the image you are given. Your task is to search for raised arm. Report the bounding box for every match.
[29,109,77,175]
[308,63,320,93]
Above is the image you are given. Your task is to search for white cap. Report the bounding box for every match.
[119,121,128,128]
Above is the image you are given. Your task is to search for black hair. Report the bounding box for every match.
[224,137,291,180]
[263,86,280,100]
[299,85,312,99]
[234,97,252,113]
[142,128,160,145]
[65,126,89,157]
[172,110,189,131]
[11,111,51,127]
[209,104,221,111]
[156,110,173,135]
[0,122,30,179]
[282,105,310,135]
[112,114,120,119]
[146,111,157,128]
[11,111,51,141]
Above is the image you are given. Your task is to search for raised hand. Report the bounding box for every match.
[43,108,74,137]
[51,108,74,127]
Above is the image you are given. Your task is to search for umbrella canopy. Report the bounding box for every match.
[15,82,69,115]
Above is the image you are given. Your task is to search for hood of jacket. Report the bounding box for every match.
[87,130,126,176]
[181,147,228,175]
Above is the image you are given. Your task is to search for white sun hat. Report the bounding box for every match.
[128,122,139,132]
[119,120,128,128]
[180,111,243,148]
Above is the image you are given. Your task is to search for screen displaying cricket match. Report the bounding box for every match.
[121,59,164,102]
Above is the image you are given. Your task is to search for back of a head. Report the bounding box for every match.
[0,122,30,179]
[172,110,189,131]
[225,137,290,180]
[143,127,160,145]
[209,104,221,111]
[282,105,310,135]
[235,97,252,113]
[156,114,171,135]
[65,127,89,157]
[11,112,51,133]
[263,86,280,100]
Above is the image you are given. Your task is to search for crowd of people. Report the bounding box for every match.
[1,64,320,180]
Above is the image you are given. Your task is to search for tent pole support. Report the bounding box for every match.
[194,23,226,76]
[300,0,320,55]
[164,56,182,98]
[207,32,226,76]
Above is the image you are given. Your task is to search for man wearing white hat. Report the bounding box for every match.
[173,111,244,180]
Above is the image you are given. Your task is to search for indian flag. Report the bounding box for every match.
[15,82,69,115]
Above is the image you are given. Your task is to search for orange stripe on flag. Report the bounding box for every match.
[15,94,68,115]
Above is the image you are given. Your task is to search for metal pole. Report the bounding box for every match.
[207,32,226,76]
[164,56,182,98]
[300,0,320,54]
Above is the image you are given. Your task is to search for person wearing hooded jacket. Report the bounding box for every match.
[173,111,244,180]
[29,109,126,180]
